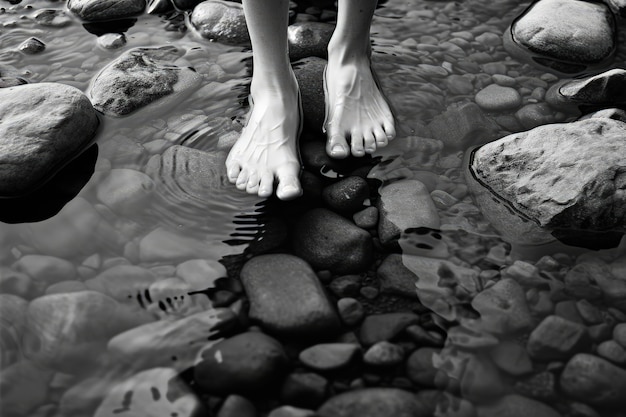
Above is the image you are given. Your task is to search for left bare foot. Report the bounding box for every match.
[324,50,396,159]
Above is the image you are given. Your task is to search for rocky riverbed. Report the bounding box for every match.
[1,0,626,417]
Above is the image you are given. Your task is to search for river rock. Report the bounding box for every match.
[280,372,328,409]
[288,22,334,61]
[13,255,77,286]
[18,37,45,54]
[0,360,54,417]
[474,84,522,111]
[216,395,257,417]
[322,176,370,214]
[292,208,373,274]
[108,308,236,370]
[469,118,626,232]
[377,180,440,248]
[506,0,615,73]
[0,294,28,369]
[471,278,533,335]
[190,0,250,46]
[546,68,626,109]
[0,83,99,197]
[96,168,155,215]
[34,9,73,27]
[194,331,289,394]
[240,254,341,337]
[477,394,561,417]
[84,264,159,302]
[176,259,227,291]
[23,291,151,373]
[406,348,439,387]
[89,46,202,116]
[67,0,146,21]
[427,102,499,150]
[527,315,591,361]
[293,57,326,131]
[94,368,204,417]
[299,343,360,371]
[560,353,626,408]
[359,312,420,346]
[377,254,418,298]
[363,341,405,366]
[318,388,430,417]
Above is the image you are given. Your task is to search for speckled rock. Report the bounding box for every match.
[318,388,430,417]
[0,83,99,197]
[507,0,615,73]
[470,118,626,232]
[67,0,146,21]
[288,22,334,61]
[292,208,373,274]
[560,353,626,408]
[194,331,289,395]
[377,180,440,248]
[322,176,370,213]
[89,46,202,116]
[240,254,341,337]
[477,394,561,417]
[190,0,250,45]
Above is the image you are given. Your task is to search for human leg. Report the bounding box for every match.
[324,0,396,158]
[225,0,302,200]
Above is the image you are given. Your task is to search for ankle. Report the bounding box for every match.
[327,38,371,66]
[250,70,299,99]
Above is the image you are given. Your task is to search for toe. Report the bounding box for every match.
[236,169,249,191]
[327,133,350,159]
[383,119,396,141]
[350,130,366,157]
[363,130,377,154]
[258,172,275,198]
[246,171,260,194]
[374,127,388,147]
[276,165,302,201]
[226,160,241,183]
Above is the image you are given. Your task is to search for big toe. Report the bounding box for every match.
[326,133,350,159]
[276,166,302,201]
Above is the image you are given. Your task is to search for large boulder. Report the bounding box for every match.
[0,83,99,197]
[240,254,341,338]
[67,0,146,21]
[190,0,250,46]
[89,46,202,116]
[506,0,616,73]
[546,68,626,109]
[468,118,626,235]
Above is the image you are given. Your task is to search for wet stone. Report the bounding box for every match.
[353,206,378,229]
[329,274,361,297]
[337,298,365,326]
[363,341,405,367]
[97,33,126,49]
[293,57,326,131]
[527,315,591,361]
[292,208,373,274]
[96,168,154,215]
[548,68,626,109]
[13,255,77,286]
[406,348,439,387]
[190,0,250,46]
[240,254,341,338]
[0,83,99,197]
[216,395,256,417]
[477,394,561,417]
[0,294,27,369]
[490,340,533,376]
[474,84,522,111]
[318,388,430,417]
[67,0,146,21]
[377,254,418,299]
[359,312,420,346]
[34,9,72,27]
[322,176,370,213]
[470,278,533,335]
[299,343,360,372]
[269,406,317,417]
[288,21,334,61]
[89,46,201,116]
[194,331,289,395]
[280,372,328,409]
[18,37,45,54]
[427,102,498,150]
[597,340,626,365]
[560,353,626,408]
[614,323,626,347]
[0,77,27,88]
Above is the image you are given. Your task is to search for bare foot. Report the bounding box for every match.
[226,76,302,200]
[324,52,396,159]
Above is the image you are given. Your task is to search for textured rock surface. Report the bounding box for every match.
[470,118,626,231]
[546,68,626,108]
[560,353,626,407]
[0,83,99,197]
[288,22,334,61]
[477,394,561,417]
[293,57,326,131]
[67,0,146,21]
[89,46,201,116]
[318,388,429,417]
[240,254,341,337]
[508,0,615,71]
[190,0,249,45]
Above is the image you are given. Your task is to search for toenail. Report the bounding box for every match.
[332,145,345,154]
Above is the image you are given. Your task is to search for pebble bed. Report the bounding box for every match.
[1,1,626,417]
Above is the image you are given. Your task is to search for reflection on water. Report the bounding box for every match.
[1,0,626,416]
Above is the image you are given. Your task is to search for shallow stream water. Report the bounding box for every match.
[2,0,626,416]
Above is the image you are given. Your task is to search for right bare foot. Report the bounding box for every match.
[225,75,302,200]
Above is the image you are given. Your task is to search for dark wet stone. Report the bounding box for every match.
[546,69,626,109]
[89,46,201,116]
[299,343,360,371]
[268,406,317,417]
[377,180,440,248]
[377,254,418,299]
[292,208,373,274]
[353,206,378,229]
[34,9,72,27]
[406,348,439,387]
[606,0,626,17]
[280,372,328,409]
[322,176,370,213]
[194,331,289,395]
[560,353,626,408]
[216,395,257,417]
[67,0,146,21]
[527,315,591,361]
[427,102,499,150]
[240,254,341,338]
[293,57,326,131]
[477,394,561,417]
[363,341,405,367]
[0,294,27,369]
[288,21,334,61]
[359,312,420,346]
[507,0,615,73]
[470,118,626,233]
[173,0,203,9]
[0,83,99,197]
[328,275,361,297]
[190,0,250,46]
[337,298,365,326]
[318,388,430,417]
